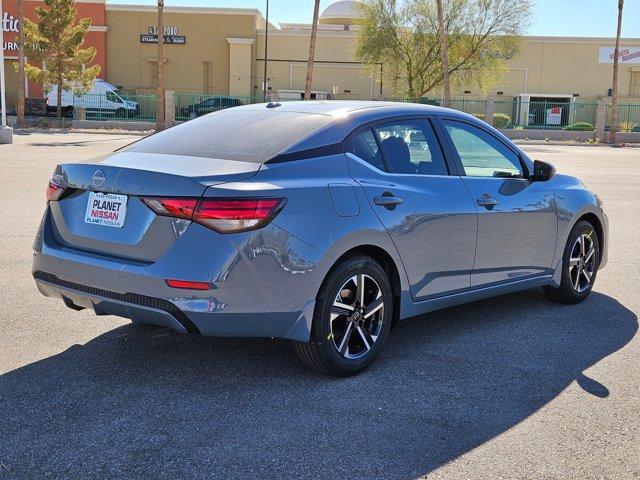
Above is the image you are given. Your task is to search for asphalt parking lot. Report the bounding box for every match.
[0,133,638,479]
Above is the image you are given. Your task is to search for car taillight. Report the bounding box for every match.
[194,198,285,233]
[140,197,198,219]
[141,196,286,234]
[46,181,66,202]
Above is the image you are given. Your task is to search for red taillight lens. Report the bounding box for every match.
[194,198,285,233]
[165,279,212,290]
[140,196,285,233]
[140,197,198,219]
[46,181,66,202]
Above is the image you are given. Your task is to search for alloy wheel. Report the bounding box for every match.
[568,233,597,293]
[329,274,385,359]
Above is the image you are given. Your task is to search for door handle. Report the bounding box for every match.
[374,191,404,210]
[476,194,499,210]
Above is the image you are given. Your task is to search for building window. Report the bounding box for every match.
[203,61,214,94]
[631,71,640,97]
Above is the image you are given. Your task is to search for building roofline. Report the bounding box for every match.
[105,4,262,16]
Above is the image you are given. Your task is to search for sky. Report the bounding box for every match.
[108,0,640,38]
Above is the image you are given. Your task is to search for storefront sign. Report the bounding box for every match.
[2,11,20,52]
[599,46,640,64]
[140,25,185,45]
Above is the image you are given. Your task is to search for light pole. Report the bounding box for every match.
[0,0,14,143]
[262,0,269,101]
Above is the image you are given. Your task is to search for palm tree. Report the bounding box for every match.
[16,0,26,129]
[304,0,321,100]
[436,0,451,108]
[155,0,165,132]
[609,0,624,144]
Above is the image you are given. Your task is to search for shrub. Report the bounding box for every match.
[619,121,637,133]
[562,122,595,131]
[492,113,511,129]
[472,113,486,122]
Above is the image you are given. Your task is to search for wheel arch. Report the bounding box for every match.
[323,244,403,330]
[575,212,605,264]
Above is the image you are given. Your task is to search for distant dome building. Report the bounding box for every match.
[319,0,364,29]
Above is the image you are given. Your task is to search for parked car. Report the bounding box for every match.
[179,96,244,119]
[33,101,608,376]
[46,79,140,118]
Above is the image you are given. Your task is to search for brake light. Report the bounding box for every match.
[46,181,66,201]
[140,196,285,233]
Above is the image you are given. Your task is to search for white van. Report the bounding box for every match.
[46,79,140,118]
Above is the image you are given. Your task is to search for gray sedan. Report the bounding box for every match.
[33,101,608,376]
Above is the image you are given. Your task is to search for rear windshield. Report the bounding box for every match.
[123,109,333,163]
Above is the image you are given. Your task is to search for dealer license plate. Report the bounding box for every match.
[84,192,128,228]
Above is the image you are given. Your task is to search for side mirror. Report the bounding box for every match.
[531,160,556,182]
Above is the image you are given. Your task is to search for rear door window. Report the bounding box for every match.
[346,129,386,171]
[374,120,448,175]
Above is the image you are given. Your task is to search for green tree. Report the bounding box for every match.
[355,0,531,101]
[22,0,100,118]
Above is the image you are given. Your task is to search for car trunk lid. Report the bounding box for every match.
[48,152,261,262]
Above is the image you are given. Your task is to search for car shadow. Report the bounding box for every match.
[0,289,636,479]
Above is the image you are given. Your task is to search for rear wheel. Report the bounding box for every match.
[544,220,600,304]
[64,106,74,119]
[295,255,393,376]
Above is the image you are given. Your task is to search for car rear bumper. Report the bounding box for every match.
[32,210,326,342]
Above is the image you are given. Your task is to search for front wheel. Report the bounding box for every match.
[294,255,393,376]
[544,220,600,304]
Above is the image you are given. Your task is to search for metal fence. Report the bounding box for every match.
[173,94,266,122]
[69,93,157,122]
[385,97,599,130]
[38,92,637,132]
[605,103,640,132]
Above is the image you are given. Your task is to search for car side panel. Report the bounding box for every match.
[253,154,413,313]
[549,174,609,285]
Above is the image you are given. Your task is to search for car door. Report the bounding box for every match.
[346,118,478,302]
[439,118,557,288]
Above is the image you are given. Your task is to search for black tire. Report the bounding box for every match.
[294,255,393,376]
[64,107,74,119]
[115,108,126,118]
[544,220,600,304]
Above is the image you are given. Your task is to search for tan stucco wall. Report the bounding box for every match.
[105,8,257,94]
[103,7,640,102]
[255,30,382,99]
[498,37,640,100]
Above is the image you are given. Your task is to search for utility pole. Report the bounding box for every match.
[0,0,14,143]
[263,0,269,101]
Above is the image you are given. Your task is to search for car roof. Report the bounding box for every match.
[237,101,480,158]
[238,100,453,118]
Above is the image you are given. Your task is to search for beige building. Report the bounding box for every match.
[2,0,634,107]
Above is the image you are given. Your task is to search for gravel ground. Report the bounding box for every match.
[0,133,638,479]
